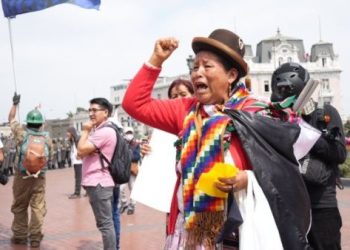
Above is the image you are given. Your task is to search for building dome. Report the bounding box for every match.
[310,41,335,62]
[255,29,306,63]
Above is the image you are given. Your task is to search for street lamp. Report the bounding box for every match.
[186,55,194,74]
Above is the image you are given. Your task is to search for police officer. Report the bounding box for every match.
[271,62,347,250]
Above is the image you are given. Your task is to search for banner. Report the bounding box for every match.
[131,129,177,213]
[2,0,100,18]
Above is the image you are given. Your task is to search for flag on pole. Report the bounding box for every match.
[2,0,100,18]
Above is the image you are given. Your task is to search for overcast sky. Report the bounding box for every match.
[0,0,349,123]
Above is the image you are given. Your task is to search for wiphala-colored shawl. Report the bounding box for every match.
[180,82,249,248]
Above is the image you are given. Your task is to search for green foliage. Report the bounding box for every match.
[344,120,350,137]
[76,107,87,113]
[339,155,350,177]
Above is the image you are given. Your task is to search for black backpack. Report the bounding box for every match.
[97,123,132,185]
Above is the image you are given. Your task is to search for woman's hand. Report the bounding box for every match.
[215,170,248,193]
[148,37,179,67]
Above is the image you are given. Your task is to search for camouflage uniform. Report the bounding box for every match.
[64,139,72,167]
[50,140,58,169]
[10,120,52,244]
[57,139,65,168]
[3,136,17,175]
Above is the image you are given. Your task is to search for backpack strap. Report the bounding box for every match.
[22,169,41,179]
[96,148,111,169]
[96,122,117,171]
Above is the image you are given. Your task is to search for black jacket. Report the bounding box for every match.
[302,104,347,208]
[226,110,311,250]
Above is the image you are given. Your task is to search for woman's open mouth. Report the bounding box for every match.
[195,82,208,94]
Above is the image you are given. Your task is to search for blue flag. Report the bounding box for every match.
[2,0,100,18]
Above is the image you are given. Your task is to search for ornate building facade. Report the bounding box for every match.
[246,29,341,113]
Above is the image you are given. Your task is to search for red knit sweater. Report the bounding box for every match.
[122,64,253,171]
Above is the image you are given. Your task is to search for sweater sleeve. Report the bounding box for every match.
[309,105,347,165]
[122,64,195,136]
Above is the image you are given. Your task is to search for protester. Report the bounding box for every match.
[122,29,317,249]
[77,97,116,250]
[167,78,194,99]
[271,62,347,250]
[119,127,141,215]
[8,92,52,248]
[66,127,83,199]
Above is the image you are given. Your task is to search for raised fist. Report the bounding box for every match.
[12,92,21,106]
[149,37,179,67]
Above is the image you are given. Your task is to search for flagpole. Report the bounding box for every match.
[7,17,21,123]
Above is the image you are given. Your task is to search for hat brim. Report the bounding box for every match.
[192,37,248,77]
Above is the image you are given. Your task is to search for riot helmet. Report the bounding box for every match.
[271,62,310,102]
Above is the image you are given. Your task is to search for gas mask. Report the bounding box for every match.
[271,62,309,103]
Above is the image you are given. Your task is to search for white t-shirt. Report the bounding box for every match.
[70,143,82,165]
[0,138,3,149]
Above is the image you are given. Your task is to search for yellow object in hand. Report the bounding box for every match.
[196,162,239,198]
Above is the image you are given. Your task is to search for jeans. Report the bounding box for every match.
[73,164,82,195]
[120,174,136,209]
[86,185,116,250]
[112,185,120,250]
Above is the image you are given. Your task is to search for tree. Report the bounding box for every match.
[76,107,87,113]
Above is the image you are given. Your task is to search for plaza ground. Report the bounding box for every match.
[0,167,349,249]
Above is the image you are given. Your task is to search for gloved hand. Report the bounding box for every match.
[12,92,21,105]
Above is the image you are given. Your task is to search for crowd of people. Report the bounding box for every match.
[0,27,348,250]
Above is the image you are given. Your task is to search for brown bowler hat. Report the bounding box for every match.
[192,29,248,77]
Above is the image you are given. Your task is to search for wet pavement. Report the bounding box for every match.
[0,167,349,249]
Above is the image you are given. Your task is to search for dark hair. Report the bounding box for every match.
[167,79,194,99]
[89,97,113,117]
[66,126,80,146]
[27,123,42,129]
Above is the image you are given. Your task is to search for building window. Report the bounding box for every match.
[157,93,162,99]
[278,57,283,66]
[115,96,119,103]
[321,79,330,90]
[264,81,269,92]
[287,57,292,62]
[322,58,327,67]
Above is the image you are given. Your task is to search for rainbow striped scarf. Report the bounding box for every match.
[180,82,249,230]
